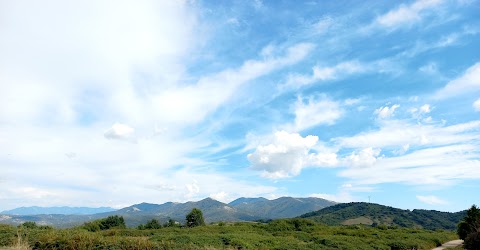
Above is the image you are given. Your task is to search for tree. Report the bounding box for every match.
[186,208,205,227]
[457,205,480,249]
[99,215,126,230]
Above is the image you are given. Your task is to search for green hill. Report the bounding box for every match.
[299,202,466,230]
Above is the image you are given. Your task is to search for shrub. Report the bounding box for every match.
[138,219,162,230]
[82,215,126,232]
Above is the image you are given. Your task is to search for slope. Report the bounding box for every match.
[300,202,466,230]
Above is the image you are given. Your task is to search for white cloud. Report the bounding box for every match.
[152,43,314,124]
[284,61,365,88]
[435,62,480,99]
[0,0,318,210]
[210,191,229,203]
[310,183,373,203]
[104,123,135,142]
[416,195,448,205]
[419,62,438,74]
[247,131,338,179]
[186,180,200,199]
[0,0,197,125]
[410,104,432,120]
[344,98,362,106]
[337,119,480,186]
[345,148,381,168]
[311,192,354,203]
[336,119,480,149]
[473,98,480,111]
[376,0,444,28]
[293,96,342,131]
[420,104,431,114]
[312,17,333,34]
[375,104,400,119]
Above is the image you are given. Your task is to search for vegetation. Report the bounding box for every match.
[82,215,126,232]
[0,218,458,249]
[300,202,466,230]
[457,205,480,249]
[186,208,206,227]
[138,219,162,230]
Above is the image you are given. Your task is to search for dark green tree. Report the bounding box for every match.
[457,205,480,249]
[186,208,205,227]
[99,215,126,230]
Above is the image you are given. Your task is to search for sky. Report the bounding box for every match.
[0,0,479,213]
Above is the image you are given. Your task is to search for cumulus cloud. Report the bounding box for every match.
[345,148,381,168]
[375,104,400,119]
[293,96,342,131]
[104,123,136,142]
[435,62,480,99]
[376,0,444,28]
[210,191,229,202]
[473,98,480,111]
[248,131,338,178]
[416,195,448,205]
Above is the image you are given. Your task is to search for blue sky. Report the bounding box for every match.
[0,0,479,212]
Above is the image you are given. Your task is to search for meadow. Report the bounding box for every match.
[0,218,458,250]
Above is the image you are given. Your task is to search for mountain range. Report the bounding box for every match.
[0,199,467,230]
[0,206,116,215]
[0,197,335,227]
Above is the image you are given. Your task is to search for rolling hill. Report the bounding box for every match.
[299,202,466,230]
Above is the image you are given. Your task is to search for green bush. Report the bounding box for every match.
[82,215,126,232]
[138,219,162,230]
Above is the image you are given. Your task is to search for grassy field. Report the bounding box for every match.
[0,219,458,250]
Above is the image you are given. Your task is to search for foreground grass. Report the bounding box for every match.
[0,219,458,250]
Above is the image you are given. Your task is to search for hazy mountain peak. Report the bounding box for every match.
[0,206,116,215]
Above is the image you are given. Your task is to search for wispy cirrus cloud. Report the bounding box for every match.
[435,62,480,99]
[282,61,365,89]
[375,0,445,29]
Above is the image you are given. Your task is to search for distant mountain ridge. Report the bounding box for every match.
[299,202,466,230]
[0,206,116,215]
[229,197,335,219]
[0,196,335,228]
